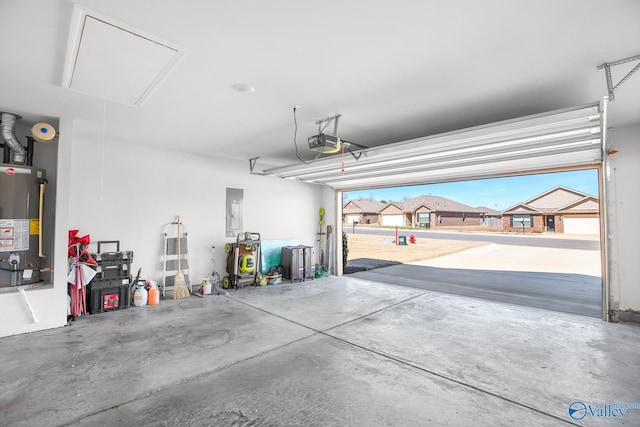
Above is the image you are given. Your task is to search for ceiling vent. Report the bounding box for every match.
[61,6,184,106]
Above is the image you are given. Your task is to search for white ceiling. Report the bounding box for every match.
[0,0,638,170]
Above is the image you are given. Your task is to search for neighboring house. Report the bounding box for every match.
[502,186,600,234]
[342,200,386,225]
[379,195,494,228]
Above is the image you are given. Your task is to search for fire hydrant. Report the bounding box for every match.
[409,234,416,244]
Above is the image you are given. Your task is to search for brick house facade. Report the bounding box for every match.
[502,211,546,233]
[379,195,499,228]
[502,186,599,234]
[343,200,386,225]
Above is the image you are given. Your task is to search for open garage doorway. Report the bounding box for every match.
[262,103,608,319]
[342,168,602,318]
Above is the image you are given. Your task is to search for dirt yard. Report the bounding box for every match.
[346,233,489,264]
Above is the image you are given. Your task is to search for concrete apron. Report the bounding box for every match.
[353,243,602,318]
[0,277,638,426]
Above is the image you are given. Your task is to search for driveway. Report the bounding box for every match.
[411,243,601,276]
[351,243,602,318]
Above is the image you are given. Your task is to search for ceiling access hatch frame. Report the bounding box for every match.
[61,5,185,106]
[261,103,603,191]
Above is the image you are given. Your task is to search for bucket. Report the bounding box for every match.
[200,278,212,295]
[267,273,282,285]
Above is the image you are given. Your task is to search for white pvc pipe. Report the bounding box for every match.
[17,288,38,324]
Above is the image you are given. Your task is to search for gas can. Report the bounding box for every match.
[133,284,148,307]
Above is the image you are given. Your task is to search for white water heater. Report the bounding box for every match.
[0,165,46,287]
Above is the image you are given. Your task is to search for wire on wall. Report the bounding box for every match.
[100,101,106,201]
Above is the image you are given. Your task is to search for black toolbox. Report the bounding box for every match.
[88,241,133,314]
[91,241,133,280]
[87,278,130,314]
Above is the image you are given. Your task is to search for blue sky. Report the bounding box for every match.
[343,169,599,211]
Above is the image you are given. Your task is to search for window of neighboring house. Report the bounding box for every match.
[512,215,532,227]
[417,212,430,224]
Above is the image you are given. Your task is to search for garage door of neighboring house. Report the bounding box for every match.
[346,215,360,224]
[564,217,600,234]
[382,215,404,226]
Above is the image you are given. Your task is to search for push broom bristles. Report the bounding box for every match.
[172,277,190,299]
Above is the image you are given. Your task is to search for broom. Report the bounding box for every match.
[173,215,190,299]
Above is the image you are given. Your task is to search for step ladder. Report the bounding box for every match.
[161,219,191,298]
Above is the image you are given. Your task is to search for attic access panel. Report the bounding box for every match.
[62,6,183,106]
[261,104,604,190]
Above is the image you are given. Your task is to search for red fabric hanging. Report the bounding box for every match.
[68,230,96,318]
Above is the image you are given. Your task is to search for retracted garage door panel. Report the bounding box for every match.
[262,104,603,191]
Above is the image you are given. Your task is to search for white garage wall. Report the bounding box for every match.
[0,122,331,337]
[606,123,640,314]
[67,133,328,288]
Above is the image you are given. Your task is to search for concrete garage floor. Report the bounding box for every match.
[1,277,639,426]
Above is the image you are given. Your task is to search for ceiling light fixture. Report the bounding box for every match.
[232,83,255,94]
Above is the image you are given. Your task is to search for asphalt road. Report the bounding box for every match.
[346,227,600,250]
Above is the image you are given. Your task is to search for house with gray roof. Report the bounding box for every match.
[342,200,386,225]
[501,186,599,234]
[379,195,497,228]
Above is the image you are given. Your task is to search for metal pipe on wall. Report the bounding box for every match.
[0,113,27,164]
